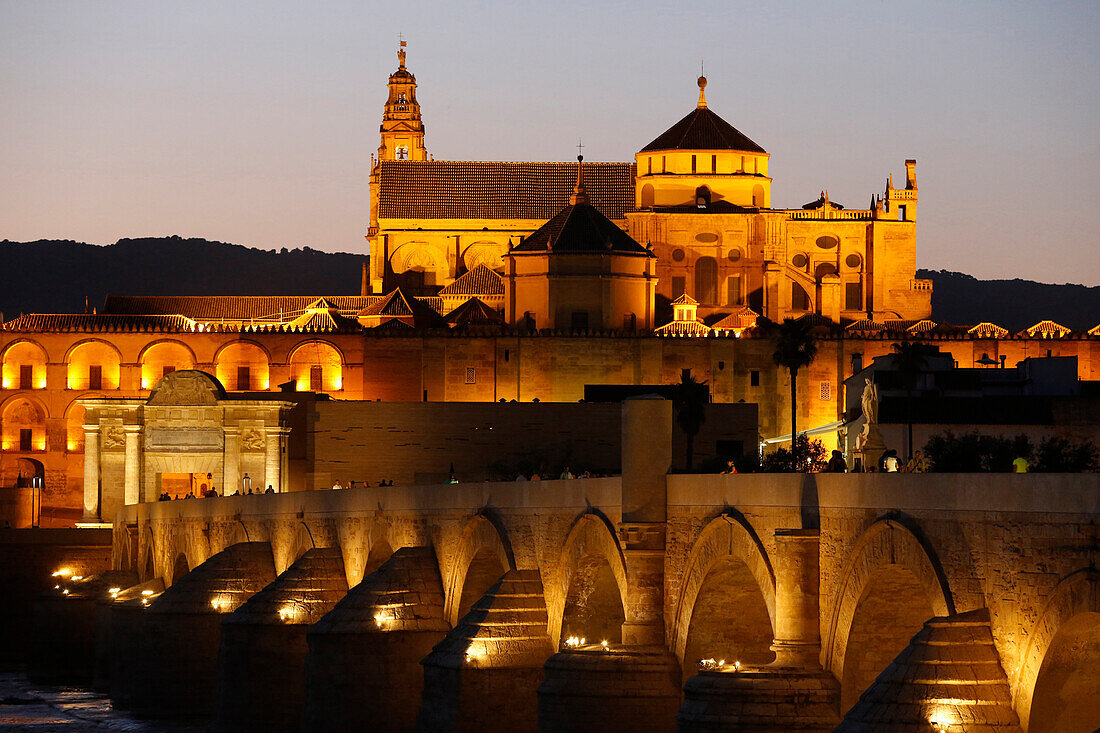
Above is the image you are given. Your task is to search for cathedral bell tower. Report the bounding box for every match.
[378,41,428,162]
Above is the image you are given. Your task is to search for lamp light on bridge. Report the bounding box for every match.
[141,590,154,596]
[109,587,121,599]
[734,660,741,671]
[600,640,609,651]
[62,589,69,595]
[52,568,73,578]
[563,635,585,649]
[278,606,298,623]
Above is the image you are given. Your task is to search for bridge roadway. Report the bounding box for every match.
[92,400,1099,732]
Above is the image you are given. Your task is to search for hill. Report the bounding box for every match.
[0,237,367,319]
[1,239,1096,331]
[917,269,1100,332]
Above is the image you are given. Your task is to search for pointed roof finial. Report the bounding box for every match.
[570,155,589,206]
[697,72,708,109]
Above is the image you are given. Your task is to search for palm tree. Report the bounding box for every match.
[891,340,931,459]
[772,318,818,450]
[673,368,709,471]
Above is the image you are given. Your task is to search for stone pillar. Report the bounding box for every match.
[764,261,782,321]
[770,529,822,669]
[264,427,283,492]
[820,273,841,322]
[82,425,100,521]
[619,397,671,646]
[123,427,141,506]
[223,427,240,496]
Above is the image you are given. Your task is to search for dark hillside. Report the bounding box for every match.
[918,269,1100,332]
[0,237,367,318]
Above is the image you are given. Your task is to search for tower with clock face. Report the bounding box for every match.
[377,41,428,163]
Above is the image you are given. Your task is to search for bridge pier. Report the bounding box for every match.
[131,542,276,718]
[100,579,164,708]
[418,569,554,733]
[677,529,840,732]
[28,570,138,685]
[214,547,348,733]
[538,644,681,732]
[302,546,450,733]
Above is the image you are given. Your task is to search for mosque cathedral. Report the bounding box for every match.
[1,43,1097,523]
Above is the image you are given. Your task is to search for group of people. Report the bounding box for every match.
[514,467,599,481]
[331,479,395,490]
[157,485,276,501]
[829,449,930,473]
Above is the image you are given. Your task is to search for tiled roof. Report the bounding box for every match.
[967,322,1010,338]
[1,313,196,332]
[444,297,505,326]
[1022,320,1071,338]
[671,294,699,306]
[439,265,505,296]
[846,319,885,332]
[641,107,766,154]
[656,320,712,337]
[103,295,377,320]
[376,161,636,220]
[358,289,415,317]
[711,307,759,331]
[511,203,651,255]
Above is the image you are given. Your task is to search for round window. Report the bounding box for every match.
[846,253,862,269]
[816,236,839,250]
[727,249,741,263]
[695,232,719,243]
[792,254,808,268]
[672,248,686,262]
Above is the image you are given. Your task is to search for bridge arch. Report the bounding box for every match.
[672,512,777,670]
[824,515,953,711]
[550,510,628,646]
[443,511,516,626]
[140,526,157,582]
[1014,568,1100,731]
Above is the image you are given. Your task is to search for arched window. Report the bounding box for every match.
[2,397,47,452]
[214,342,270,392]
[140,341,196,390]
[815,263,838,281]
[66,341,121,391]
[752,185,765,207]
[695,186,711,208]
[2,341,48,390]
[640,184,654,208]
[695,257,718,304]
[289,341,345,393]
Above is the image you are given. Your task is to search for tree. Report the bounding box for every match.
[891,340,932,459]
[772,318,818,448]
[673,368,709,471]
[761,435,828,473]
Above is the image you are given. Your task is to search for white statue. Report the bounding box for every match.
[860,378,879,425]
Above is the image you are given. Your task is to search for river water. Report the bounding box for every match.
[0,673,205,731]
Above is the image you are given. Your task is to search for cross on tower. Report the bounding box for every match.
[576,139,584,158]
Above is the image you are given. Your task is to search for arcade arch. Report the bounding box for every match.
[551,513,628,647]
[288,341,344,393]
[1,340,48,390]
[840,564,934,712]
[1,395,48,452]
[139,341,196,390]
[1015,569,1100,731]
[64,400,86,453]
[66,340,121,391]
[672,514,776,677]
[824,518,953,712]
[171,552,190,585]
[214,341,270,392]
[444,513,516,626]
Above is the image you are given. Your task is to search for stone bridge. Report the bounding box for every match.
[87,400,1100,732]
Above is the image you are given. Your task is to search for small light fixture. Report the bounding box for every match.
[141,590,154,596]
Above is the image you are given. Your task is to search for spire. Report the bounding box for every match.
[570,155,589,206]
[697,73,708,109]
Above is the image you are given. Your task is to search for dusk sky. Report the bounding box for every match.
[2,1,1097,285]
